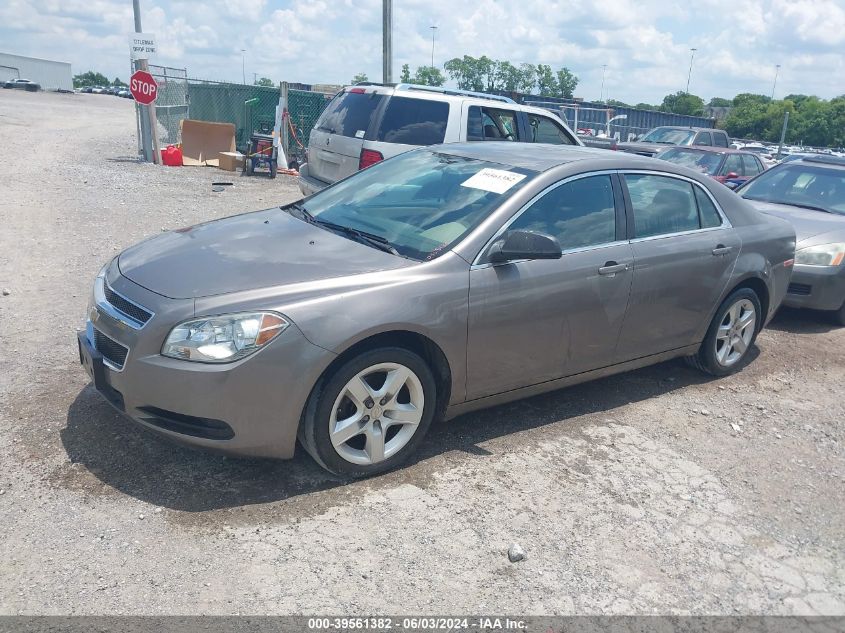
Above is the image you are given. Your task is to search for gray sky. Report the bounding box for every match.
[2,0,844,103]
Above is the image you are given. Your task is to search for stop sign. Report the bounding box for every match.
[130,70,158,105]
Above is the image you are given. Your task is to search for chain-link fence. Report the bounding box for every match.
[146,67,333,158]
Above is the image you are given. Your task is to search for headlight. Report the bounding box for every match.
[161,312,289,363]
[794,243,845,267]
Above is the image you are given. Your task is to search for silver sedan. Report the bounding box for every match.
[78,144,796,476]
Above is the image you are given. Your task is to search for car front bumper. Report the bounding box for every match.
[782,263,845,312]
[77,272,335,459]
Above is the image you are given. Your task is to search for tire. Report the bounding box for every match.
[686,288,762,376]
[245,158,254,176]
[299,347,437,478]
[834,300,845,327]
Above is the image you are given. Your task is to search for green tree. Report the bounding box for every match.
[412,66,446,87]
[535,64,557,96]
[254,77,274,87]
[351,72,368,85]
[516,63,536,93]
[606,99,630,108]
[72,71,109,88]
[443,55,496,92]
[556,68,578,99]
[635,102,657,110]
[660,91,705,116]
[708,97,732,107]
[400,64,411,83]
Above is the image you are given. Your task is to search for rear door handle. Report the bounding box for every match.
[598,261,630,276]
[712,245,733,256]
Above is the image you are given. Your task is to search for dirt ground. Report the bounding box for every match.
[0,90,843,616]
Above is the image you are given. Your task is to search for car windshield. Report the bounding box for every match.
[301,149,535,260]
[740,163,845,215]
[658,148,723,175]
[642,128,696,144]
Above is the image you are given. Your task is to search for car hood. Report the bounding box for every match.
[616,141,664,156]
[118,208,411,299]
[743,200,845,244]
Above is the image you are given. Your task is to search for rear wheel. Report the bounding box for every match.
[299,347,437,477]
[686,288,761,376]
[834,300,845,326]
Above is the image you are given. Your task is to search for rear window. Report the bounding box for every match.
[315,91,384,138]
[375,97,448,145]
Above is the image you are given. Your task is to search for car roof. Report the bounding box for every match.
[431,142,655,172]
[652,126,721,132]
[790,155,845,170]
[660,146,751,156]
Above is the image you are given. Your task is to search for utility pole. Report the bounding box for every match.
[383,0,393,83]
[686,48,697,94]
[132,0,156,163]
[241,49,246,84]
[430,25,437,68]
[776,110,789,159]
[599,64,607,102]
[771,64,780,100]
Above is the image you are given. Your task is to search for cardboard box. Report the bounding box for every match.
[218,151,244,172]
[180,119,236,166]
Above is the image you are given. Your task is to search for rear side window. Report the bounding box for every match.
[742,154,762,176]
[375,96,448,145]
[625,174,700,238]
[694,187,723,228]
[713,131,729,148]
[315,91,384,138]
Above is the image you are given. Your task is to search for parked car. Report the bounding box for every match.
[736,155,845,324]
[3,78,40,92]
[656,146,766,187]
[90,86,106,94]
[618,126,731,157]
[297,83,582,196]
[117,89,132,99]
[79,143,794,476]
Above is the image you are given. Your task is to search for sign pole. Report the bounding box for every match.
[132,0,154,163]
[140,57,162,165]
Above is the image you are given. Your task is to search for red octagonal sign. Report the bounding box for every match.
[130,70,158,105]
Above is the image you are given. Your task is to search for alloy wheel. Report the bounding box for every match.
[715,298,756,367]
[329,362,425,465]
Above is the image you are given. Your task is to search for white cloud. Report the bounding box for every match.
[0,0,842,102]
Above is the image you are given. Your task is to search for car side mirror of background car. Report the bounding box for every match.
[487,230,562,264]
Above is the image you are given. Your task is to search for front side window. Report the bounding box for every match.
[315,91,384,138]
[526,113,576,145]
[723,154,743,176]
[302,150,536,260]
[508,175,617,250]
[713,131,730,148]
[694,132,712,146]
[375,96,448,145]
[467,106,519,141]
[625,174,700,238]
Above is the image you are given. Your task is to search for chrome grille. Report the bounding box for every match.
[93,328,129,370]
[104,284,153,325]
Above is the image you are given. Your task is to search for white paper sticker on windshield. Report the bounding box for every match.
[461,168,526,194]
[355,130,365,138]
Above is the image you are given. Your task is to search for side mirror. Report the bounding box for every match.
[726,172,739,179]
[487,230,562,264]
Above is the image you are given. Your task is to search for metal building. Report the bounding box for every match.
[0,52,72,91]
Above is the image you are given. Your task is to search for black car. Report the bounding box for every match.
[737,155,845,324]
[3,79,40,92]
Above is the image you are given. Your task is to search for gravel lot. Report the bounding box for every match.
[1,90,844,616]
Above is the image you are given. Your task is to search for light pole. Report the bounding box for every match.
[599,64,607,102]
[240,49,246,84]
[771,64,781,100]
[430,25,437,68]
[685,48,697,94]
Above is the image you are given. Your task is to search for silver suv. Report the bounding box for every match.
[298,83,582,196]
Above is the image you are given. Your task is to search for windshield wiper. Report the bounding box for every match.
[285,201,314,222]
[313,220,400,256]
[784,202,834,214]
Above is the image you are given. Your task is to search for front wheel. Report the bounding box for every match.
[299,347,437,477]
[834,300,845,326]
[686,288,762,376]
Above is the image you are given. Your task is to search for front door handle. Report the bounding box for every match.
[598,261,630,276]
[712,245,733,256]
